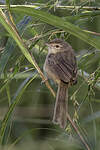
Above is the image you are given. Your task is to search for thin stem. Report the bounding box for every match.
[67,113,90,150]
[56,5,100,10]
[0,5,100,10]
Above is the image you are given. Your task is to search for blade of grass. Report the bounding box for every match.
[0,72,37,144]
[1,4,100,21]
[10,6,100,49]
[6,83,11,106]
[89,103,96,149]
[0,16,31,76]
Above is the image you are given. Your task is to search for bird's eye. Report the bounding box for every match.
[55,45,60,48]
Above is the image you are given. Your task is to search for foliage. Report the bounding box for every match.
[0,0,100,150]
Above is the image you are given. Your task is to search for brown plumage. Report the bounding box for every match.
[43,38,77,128]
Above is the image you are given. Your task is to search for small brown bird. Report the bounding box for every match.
[43,38,77,128]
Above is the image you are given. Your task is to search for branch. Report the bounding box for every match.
[67,113,90,150]
[56,5,100,11]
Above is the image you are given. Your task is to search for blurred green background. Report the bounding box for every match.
[0,0,100,150]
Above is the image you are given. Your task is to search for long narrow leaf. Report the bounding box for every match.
[0,72,37,144]
[0,16,31,76]
[10,6,100,49]
[0,9,33,65]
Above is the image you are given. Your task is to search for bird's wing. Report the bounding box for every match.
[48,52,77,83]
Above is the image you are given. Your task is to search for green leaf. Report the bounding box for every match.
[0,72,37,144]
[0,10,34,75]
[0,16,31,76]
[10,6,100,49]
[0,39,16,75]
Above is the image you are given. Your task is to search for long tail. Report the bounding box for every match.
[53,82,68,129]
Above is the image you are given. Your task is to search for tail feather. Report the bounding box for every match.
[53,82,68,128]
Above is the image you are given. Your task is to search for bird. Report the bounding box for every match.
[43,38,77,128]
